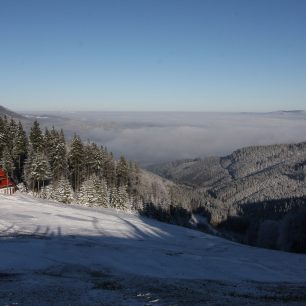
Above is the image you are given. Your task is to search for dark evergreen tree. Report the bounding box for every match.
[24,152,51,192]
[94,177,109,207]
[48,177,74,204]
[45,127,68,182]
[103,151,116,187]
[68,134,84,191]
[78,176,98,206]
[0,116,8,160]
[12,121,28,180]
[0,116,138,212]
[116,155,129,187]
[29,120,43,153]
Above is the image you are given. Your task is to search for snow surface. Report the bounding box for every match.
[1,192,306,283]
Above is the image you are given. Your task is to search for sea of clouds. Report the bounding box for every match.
[33,111,306,166]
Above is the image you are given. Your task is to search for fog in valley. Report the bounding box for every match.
[24,110,306,166]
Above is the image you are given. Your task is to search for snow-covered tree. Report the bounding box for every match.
[77,176,98,206]
[51,178,74,204]
[1,116,140,213]
[94,177,109,207]
[24,152,51,192]
[68,134,84,191]
[12,121,28,179]
[116,155,129,187]
[45,127,68,182]
[29,120,43,153]
[110,185,129,210]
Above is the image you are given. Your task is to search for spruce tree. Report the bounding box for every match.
[84,142,105,179]
[68,134,84,191]
[52,177,74,204]
[78,176,97,206]
[110,186,120,209]
[103,152,116,187]
[110,185,129,210]
[46,127,68,182]
[24,152,51,192]
[29,120,43,153]
[12,121,28,180]
[93,176,109,207]
[116,155,129,187]
[0,117,7,161]
[0,116,136,210]
[117,185,129,210]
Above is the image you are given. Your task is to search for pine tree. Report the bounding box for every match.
[117,185,129,210]
[93,177,109,207]
[0,117,10,159]
[126,161,141,195]
[46,127,68,182]
[83,142,105,179]
[12,121,28,180]
[116,155,129,187]
[68,134,84,191]
[6,119,17,155]
[83,141,95,179]
[0,116,5,156]
[29,120,43,153]
[0,117,7,162]
[110,185,129,210]
[52,178,74,204]
[103,152,116,187]
[110,186,120,209]
[0,116,137,210]
[24,152,51,192]
[77,177,98,206]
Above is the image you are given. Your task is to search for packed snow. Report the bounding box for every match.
[1,193,306,305]
[1,192,306,282]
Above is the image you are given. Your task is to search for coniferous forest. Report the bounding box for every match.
[0,116,141,210]
[1,114,306,254]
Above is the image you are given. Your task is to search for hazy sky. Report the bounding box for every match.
[1,0,305,112]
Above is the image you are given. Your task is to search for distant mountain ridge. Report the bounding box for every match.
[149,141,306,215]
[0,105,26,120]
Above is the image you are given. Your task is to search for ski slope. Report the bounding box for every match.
[1,193,306,283]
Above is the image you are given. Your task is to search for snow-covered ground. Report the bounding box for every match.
[1,193,306,305]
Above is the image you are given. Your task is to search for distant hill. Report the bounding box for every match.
[0,105,27,120]
[149,142,306,233]
[149,142,306,202]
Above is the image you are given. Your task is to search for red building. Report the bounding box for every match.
[0,167,15,194]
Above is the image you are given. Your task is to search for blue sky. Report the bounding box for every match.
[0,0,305,112]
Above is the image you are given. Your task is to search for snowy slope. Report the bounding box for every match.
[1,193,306,283]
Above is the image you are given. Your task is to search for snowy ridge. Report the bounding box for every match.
[1,192,306,283]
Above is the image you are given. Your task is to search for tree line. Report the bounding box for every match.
[0,116,141,210]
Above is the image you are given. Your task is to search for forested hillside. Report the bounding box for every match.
[2,111,306,254]
[0,114,190,218]
[149,143,306,253]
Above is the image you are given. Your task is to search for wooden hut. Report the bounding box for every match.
[0,167,15,194]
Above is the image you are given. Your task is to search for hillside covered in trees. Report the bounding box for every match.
[149,143,306,253]
[2,112,306,254]
[0,115,149,210]
[0,114,190,217]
